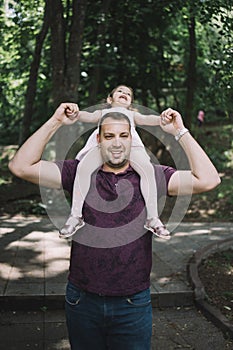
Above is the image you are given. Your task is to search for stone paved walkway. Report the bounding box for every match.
[0,215,233,349]
[1,216,233,308]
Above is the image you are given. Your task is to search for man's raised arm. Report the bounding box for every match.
[160,108,221,196]
[8,103,79,189]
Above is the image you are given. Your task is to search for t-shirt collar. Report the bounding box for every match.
[98,164,134,175]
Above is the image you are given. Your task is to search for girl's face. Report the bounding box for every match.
[109,86,133,108]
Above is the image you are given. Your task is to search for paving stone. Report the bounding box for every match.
[1,217,233,348]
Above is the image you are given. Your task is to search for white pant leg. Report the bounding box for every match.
[130,147,158,220]
[71,146,103,217]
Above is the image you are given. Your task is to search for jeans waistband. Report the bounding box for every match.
[67,281,149,299]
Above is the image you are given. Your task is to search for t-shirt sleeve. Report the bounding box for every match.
[153,164,176,197]
[55,159,79,195]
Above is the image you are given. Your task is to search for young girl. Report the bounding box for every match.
[59,85,171,240]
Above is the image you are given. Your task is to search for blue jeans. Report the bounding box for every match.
[65,282,152,350]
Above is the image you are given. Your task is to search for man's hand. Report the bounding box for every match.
[160,108,185,135]
[52,103,80,125]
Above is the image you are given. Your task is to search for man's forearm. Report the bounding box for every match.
[161,108,220,196]
[178,131,221,192]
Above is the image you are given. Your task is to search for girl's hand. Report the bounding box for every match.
[160,108,185,135]
[52,103,80,125]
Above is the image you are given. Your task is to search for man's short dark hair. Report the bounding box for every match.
[98,112,131,135]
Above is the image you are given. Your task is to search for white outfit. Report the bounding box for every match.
[71,107,159,221]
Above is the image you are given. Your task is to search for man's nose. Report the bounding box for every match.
[112,137,121,147]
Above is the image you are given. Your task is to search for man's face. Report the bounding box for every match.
[97,117,132,171]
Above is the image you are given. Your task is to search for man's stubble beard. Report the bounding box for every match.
[105,158,129,169]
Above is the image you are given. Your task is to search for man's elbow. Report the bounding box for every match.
[210,173,221,190]
[8,159,25,179]
[201,173,221,192]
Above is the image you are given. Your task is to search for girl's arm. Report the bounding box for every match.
[134,111,171,126]
[78,110,102,123]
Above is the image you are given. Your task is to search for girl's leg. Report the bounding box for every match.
[72,146,102,217]
[129,147,170,239]
[59,146,103,238]
[130,147,158,219]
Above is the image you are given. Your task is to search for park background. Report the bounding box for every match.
[0,0,233,333]
[0,0,232,221]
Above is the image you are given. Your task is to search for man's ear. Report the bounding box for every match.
[106,96,112,104]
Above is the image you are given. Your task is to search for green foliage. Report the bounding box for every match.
[0,0,232,144]
[195,125,233,171]
[0,0,46,144]
[190,124,233,221]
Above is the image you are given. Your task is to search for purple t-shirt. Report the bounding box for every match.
[56,160,176,296]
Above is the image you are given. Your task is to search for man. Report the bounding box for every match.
[9,103,220,350]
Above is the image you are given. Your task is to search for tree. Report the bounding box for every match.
[184,6,197,128]
[86,0,112,105]
[20,1,50,144]
[0,0,232,146]
[48,0,87,107]
[47,0,88,157]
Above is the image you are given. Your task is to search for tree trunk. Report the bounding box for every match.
[48,0,66,107]
[65,0,88,102]
[20,1,50,145]
[184,15,196,129]
[48,0,87,158]
[88,0,112,105]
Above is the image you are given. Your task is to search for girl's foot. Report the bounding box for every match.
[144,218,171,240]
[59,215,85,239]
